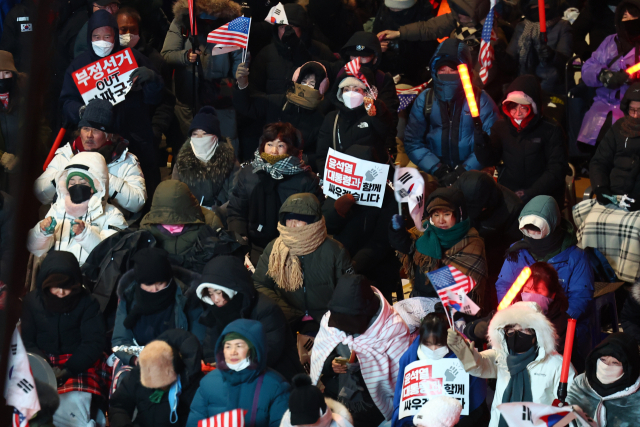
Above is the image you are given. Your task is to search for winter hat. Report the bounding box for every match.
[504,91,538,114]
[197,283,237,305]
[385,0,417,9]
[289,374,327,425]
[292,61,329,95]
[621,82,640,115]
[189,106,221,137]
[425,187,468,222]
[337,76,367,103]
[78,98,113,133]
[585,332,640,397]
[518,196,561,239]
[139,340,178,389]
[284,212,315,224]
[199,255,252,300]
[132,247,173,285]
[413,396,462,427]
[66,171,97,192]
[222,332,256,360]
[0,50,18,73]
[283,4,310,28]
[36,251,83,290]
[328,275,380,334]
[341,31,382,58]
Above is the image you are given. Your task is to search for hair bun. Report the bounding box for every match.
[291,373,313,389]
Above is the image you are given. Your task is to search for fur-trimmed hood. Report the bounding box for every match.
[54,151,110,218]
[172,0,241,20]
[632,280,640,304]
[279,398,354,427]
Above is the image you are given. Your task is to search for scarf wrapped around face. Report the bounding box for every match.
[267,219,327,292]
[251,149,311,180]
[620,116,640,138]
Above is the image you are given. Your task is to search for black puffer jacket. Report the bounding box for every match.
[22,251,105,375]
[475,75,567,207]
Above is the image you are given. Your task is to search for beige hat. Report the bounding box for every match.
[139,341,178,389]
[0,51,17,73]
[385,0,417,10]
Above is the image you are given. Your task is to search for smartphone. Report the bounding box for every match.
[334,357,348,365]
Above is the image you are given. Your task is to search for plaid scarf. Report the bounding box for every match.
[47,353,112,397]
[454,21,483,45]
[251,149,310,180]
[517,19,556,74]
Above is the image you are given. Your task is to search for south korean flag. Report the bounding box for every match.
[264,3,288,25]
[394,167,426,231]
[5,326,40,427]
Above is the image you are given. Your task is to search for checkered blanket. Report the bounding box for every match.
[573,198,640,282]
[47,353,111,397]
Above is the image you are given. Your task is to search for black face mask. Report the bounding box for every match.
[68,184,93,204]
[361,60,377,72]
[624,19,640,41]
[506,330,537,354]
[281,26,300,48]
[0,77,12,94]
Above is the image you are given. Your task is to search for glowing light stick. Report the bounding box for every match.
[497,266,532,311]
[556,318,577,405]
[538,0,547,43]
[457,64,483,131]
[627,62,640,76]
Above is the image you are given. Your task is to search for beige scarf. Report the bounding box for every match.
[267,218,327,292]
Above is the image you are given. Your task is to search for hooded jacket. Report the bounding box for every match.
[620,280,640,343]
[194,255,304,381]
[186,319,291,427]
[404,39,498,174]
[27,152,128,266]
[21,251,105,376]
[253,193,353,325]
[475,75,567,206]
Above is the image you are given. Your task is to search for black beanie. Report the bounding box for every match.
[289,374,327,425]
[133,248,173,284]
[188,106,221,137]
[328,275,380,334]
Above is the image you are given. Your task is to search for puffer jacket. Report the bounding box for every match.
[27,152,128,266]
[34,139,146,214]
[403,39,498,174]
[253,193,353,325]
[279,398,354,427]
[186,319,290,427]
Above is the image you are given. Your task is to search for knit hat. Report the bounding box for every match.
[289,374,327,425]
[66,171,97,192]
[132,247,173,285]
[189,106,221,137]
[413,396,462,427]
[78,98,113,133]
[0,50,17,73]
[222,332,256,360]
[328,275,380,334]
[385,0,417,9]
[138,340,178,389]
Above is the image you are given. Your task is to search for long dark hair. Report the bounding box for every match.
[419,310,449,347]
[519,261,569,311]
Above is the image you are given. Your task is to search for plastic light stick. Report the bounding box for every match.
[557,318,577,405]
[43,127,67,171]
[497,266,532,311]
[457,64,480,120]
[538,0,547,39]
[627,62,640,76]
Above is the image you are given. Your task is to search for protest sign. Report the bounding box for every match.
[323,148,389,208]
[72,48,138,106]
[399,358,470,420]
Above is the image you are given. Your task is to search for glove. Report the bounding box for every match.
[235,62,249,89]
[446,329,477,370]
[432,163,452,180]
[335,193,356,217]
[624,194,640,211]
[598,69,629,89]
[594,186,613,206]
[537,44,555,62]
[53,367,71,386]
[0,152,17,171]
[473,128,489,147]
[391,214,404,230]
[440,164,466,187]
[128,66,155,84]
[108,174,124,196]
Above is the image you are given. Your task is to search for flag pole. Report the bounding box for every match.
[243,17,252,64]
[395,164,402,214]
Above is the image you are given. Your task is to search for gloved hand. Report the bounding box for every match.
[128,66,155,84]
[440,164,466,187]
[432,163,452,180]
[391,214,404,230]
[236,62,249,89]
[598,69,629,89]
[594,185,614,205]
[537,44,555,62]
[335,193,356,217]
[446,329,477,370]
[473,128,489,148]
[0,152,17,171]
[625,194,640,211]
[53,367,71,386]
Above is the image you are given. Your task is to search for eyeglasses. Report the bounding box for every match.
[629,107,640,117]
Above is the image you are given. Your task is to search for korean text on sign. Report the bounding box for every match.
[72,48,138,106]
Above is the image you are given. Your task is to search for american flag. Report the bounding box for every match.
[478,0,497,84]
[345,56,363,80]
[396,82,429,111]
[199,409,247,427]
[207,17,251,49]
[426,265,476,307]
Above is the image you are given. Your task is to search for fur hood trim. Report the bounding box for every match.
[175,138,235,196]
[631,280,640,304]
[172,0,241,20]
[139,340,178,389]
[488,301,558,358]
[279,398,354,427]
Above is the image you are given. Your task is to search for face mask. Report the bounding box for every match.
[281,26,300,48]
[226,357,250,372]
[342,91,364,109]
[521,292,553,314]
[119,33,140,48]
[435,74,462,102]
[68,184,93,204]
[361,61,377,71]
[624,19,640,41]
[418,344,449,360]
[596,359,624,384]
[0,77,13,94]
[287,83,323,110]
[190,135,218,162]
[506,330,537,354]
[92,40,114,58]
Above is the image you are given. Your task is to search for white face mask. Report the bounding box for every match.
[521,292,553,314]
[226,357,251,372]
[92,40,114,57]
[417,344,449,360]
[119,33,140,48]
[342,91,364,109]
[596,359,624,384]
[190,135,218,162]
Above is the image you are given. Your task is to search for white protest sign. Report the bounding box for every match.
[72,47,138,106]
[399,358,470,420]
[323,148,389,208]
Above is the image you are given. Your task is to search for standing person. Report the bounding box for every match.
[0,50,26,189]
[186,319,291,427]
[0,0,43,72]
[73,1,121,58]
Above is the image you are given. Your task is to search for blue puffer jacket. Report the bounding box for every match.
[391,337,487,427]
[186,319,290,427]
[403,39,498,174]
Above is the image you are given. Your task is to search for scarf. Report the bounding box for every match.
[64,194,91,218]
[517,19,556,74]
[251,149,310,180]
[286,83,323,110]
[72,135,113,154]
[620,115,640,138]
[507,221,576,262]
[41,274,84,313]
[498,345,538,427]
[415,218,471,259]
[190,135,218,162]
[268,219,327,292]
[123,280,177,330]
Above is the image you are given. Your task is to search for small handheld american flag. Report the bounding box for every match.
[478,0,497,84]
[198,409,248,427]
[426,265,476,308]
[396,82,429,112]
[344,56,363,80]
[207,17,251,49]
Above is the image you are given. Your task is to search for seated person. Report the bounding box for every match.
[186,319,291,427]
[475,75,567,207]
[389,187,488,305]
[253,193,353,333]
[195,255,304,381]
[21,251,106,427]
[109,330,205,427]
[27,152,128,266]
[309,275,410,427]
[403,38,498,187]
[567,333,640,426]
[35,98,146,217]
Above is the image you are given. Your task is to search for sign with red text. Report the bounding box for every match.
[72,48,138,106]
[399,358,469,420]
[323,148,389,208]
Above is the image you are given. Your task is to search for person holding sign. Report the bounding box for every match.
[392,311,489,427]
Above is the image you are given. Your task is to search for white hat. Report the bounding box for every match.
[337,76,367,103]
[196,283,237,305]
[385,0,417,10]
[504,90,538,114]
[519,214,551,239]
[413,396,462,427]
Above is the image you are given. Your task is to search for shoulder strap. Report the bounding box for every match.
[248,374,265,427]
[332,112,340,151]
[423,88,434,118]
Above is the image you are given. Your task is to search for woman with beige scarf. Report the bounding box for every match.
[253,193,353,334]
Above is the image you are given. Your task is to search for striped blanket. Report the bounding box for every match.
[573,198,640,282]
[309,288,410,420]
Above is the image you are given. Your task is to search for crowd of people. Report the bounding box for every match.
[4,0,640,426]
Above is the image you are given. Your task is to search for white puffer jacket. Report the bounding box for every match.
[27,152,128,265]
[34,141,146,213]
[279,398,354,427]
